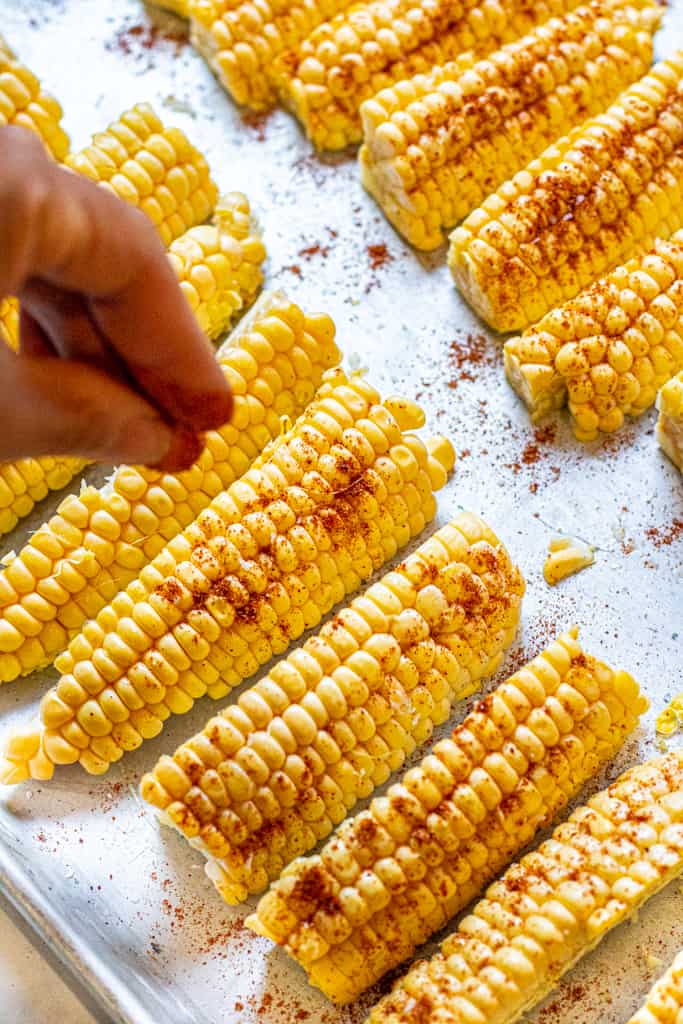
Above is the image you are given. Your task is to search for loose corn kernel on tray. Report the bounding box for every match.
[1,2,683,1023]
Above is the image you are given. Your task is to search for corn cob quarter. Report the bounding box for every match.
[141,513,525,903]
[0,373,455,783]
[367,750,683,1024]
[360,0,660,249]
[0,294,340,684]
[188,0,354,112]
[247,628,647,1003]
[449,53,683,332]
[657,370,683,472]
[626,951,683,1024]
[0,457,90,540]
[65,103,217,245]
[169,192,266,340]
[0,43,69,159]
[505,233,683,439]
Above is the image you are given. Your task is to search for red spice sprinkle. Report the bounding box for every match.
[367,243,392,270]
[108,20,187,57]
[285,264,302,277]
[298,243,330,260]
[645,518,683,548]
[240,111,270,141]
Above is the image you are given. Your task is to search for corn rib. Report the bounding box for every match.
[626,951,683,1024]
[65,103,218,246]
[189,0,354,112]
[449,54,683,332]
[247,628,647,1003]
[0,41,69,159]
[141,513,525,903]
[0,372,454,782]
[505,233,683,440]
[0,294,339,684]
[360,0,659,248]
[657,370,683,472]
[367,750,683,1024]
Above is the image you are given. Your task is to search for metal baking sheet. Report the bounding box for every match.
[1,2,683,1022]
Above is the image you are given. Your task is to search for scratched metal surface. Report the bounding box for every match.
[0,2,682,1022]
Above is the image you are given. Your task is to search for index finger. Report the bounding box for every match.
[1,126,233,432]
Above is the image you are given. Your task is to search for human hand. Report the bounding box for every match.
[0,126,233,471]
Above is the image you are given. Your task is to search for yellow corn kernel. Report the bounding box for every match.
[505,234,683,438]
[168,192,266,340]
[0,297,19,350]
[360,0,659,245]
[626,951,683,1024]
[0,294,340,682]
[450,54,683,332]
[0,42,69,159]
[188,0,354,112]
[543,537,595,585]
[657,370,683,472]
[141,513,525,904]
[247,628,647,1003]
[65,103,217,245]
[0,370,455,781]
[367,749,683,1023]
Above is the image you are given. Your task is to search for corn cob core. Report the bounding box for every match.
[141,514,525,904]
[65,104,218,246]
[626,951,683,1024]
[148,0,190,15]
[505,234,683,440]
[657,369,683,472]
[449,54,683,333]
[0,373,454,783]
[0,45,69,160]
[0,296,340,684]
[0,297,19,350]
[367,750,683,1024]
[359,0,659,249]
[168,192,266,340]
[248,629,647,1004]
[189,0,353,112]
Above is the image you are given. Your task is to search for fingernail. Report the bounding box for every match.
[115,416,176,467]
[154,426,205,472]
[132,367,233,432]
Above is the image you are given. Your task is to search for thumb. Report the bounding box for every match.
[0,349,204,470]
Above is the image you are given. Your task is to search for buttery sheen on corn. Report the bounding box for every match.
[505,234,683,440]
[0,39,69,159]
[657,370,683,472]
[168,192,266,339]
[360,0,659,248]
[626,951,683,1024]
[65,103,218,245]
[0,373,455,782]
[367,750,683,1024]
[248,628,647,1003]
[450,54,683,332]
[189,0,353,112]
[279,0,614,153]
[0,296,339,683]
[141,514,525,903]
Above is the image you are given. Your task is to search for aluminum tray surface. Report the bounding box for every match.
[1,3,682,1022]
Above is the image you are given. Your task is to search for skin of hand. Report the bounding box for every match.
[0,125,233,472]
